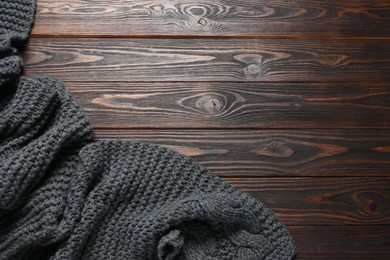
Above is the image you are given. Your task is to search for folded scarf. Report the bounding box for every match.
[0,1,295,259]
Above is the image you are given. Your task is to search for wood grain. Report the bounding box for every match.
[226,177,390,225]
[22,38,390,82]
[290,226,390,259]
[65,82,390,129]
[93,129,390,177]
[28,0,390,257]
[31,0,390,37]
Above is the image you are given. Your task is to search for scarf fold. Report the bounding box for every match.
[0,1,295,259]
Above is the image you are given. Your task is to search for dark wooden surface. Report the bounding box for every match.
[25,0,390,258]
[94,130,390,177]
[290,226,390,259]
[32,0,390,37]
[227,177,390,225]
[23,39,390,82]
[64,82,390,128]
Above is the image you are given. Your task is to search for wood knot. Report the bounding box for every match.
[252,139,295,158]
[197,18,208,26]
[149,5,164,15]
[196,94,225,114]
[357,192,383,216]
[187,5,207,16]
[234,54,264,77]
[247,63,261,75]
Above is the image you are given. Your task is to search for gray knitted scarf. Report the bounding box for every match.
[0,1,295,259]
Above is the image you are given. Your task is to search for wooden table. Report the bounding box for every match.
[24,1,390,259]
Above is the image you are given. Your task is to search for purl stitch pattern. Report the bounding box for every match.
[0,1,295,259]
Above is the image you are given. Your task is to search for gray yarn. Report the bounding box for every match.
[0,0,295,259]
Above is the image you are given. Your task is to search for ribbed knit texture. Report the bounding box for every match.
[0,1,295,259]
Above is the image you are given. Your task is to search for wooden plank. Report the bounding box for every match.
[31,0,390,37]
[226,177,390,225]
[93,129,390,177]
[22,38,390,82]
[290,226,390,259]
[65,82,390,129]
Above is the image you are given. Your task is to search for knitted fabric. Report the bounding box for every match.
[0,1,296,259]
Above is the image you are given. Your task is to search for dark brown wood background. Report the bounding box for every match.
[24,0,390,259]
